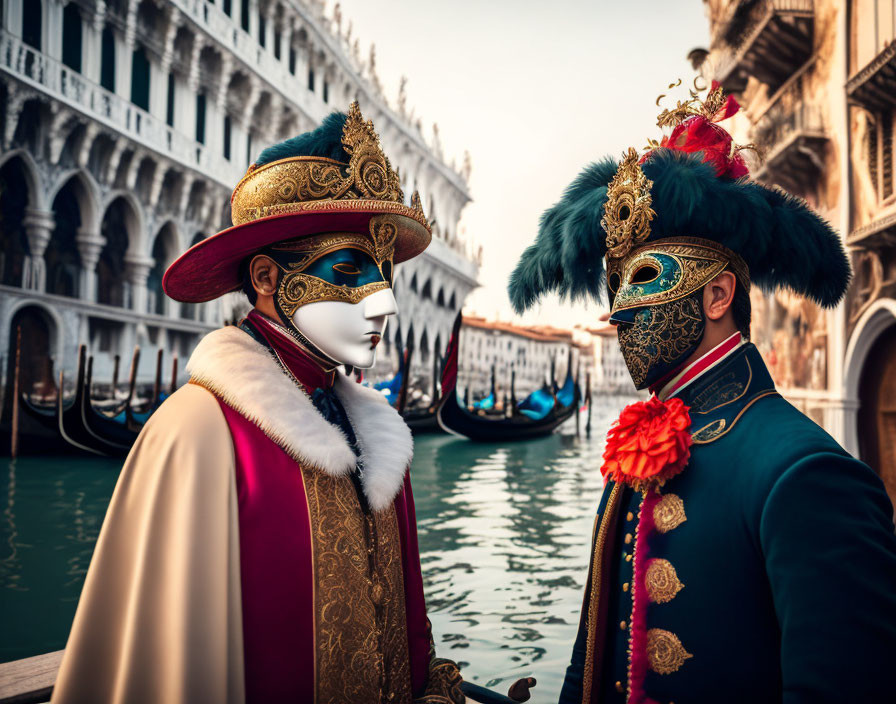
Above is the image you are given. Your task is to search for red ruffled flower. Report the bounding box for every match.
[601,396,693,492]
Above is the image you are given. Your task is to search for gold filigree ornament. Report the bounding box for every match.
[655,78,728,129]
[602,148,656,260]
[230,102,429,242]
[646,628,693,675]
[653,493,687,534]
[645,558,684,604]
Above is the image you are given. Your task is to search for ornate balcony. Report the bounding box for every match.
[750,102,827,196]
[847,41,896,111]
[848,212,896,250]
[0,29,245,188]
[715,0,815,94]
[846,216,896,331]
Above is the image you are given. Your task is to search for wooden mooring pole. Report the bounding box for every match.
[169,354,179,396]
[111,353,120,399]
[10,326,22,459]
[125,346,140,412]
[585,372,593,439]
[152,349,163,407]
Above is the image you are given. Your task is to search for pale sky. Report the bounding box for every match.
[332,0,711,329]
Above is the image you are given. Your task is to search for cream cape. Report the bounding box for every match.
[51,326,414,704]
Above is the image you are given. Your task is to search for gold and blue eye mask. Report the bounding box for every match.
[266,216,398,317]
[608,237,750,321]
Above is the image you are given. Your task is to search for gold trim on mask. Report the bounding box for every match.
[609,237,751,315]
[273,214,398,316]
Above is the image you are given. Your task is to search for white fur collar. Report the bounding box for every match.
[186,326,413,511]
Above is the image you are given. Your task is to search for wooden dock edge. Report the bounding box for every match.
[0,651,61,704]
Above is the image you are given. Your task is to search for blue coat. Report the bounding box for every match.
[559,343,896,703]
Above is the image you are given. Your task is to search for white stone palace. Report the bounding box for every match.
[0,0,478,395]
[457,316,595,402]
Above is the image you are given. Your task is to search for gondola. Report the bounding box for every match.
[0,387,71,456]
[400,348,447,435]
[56,346,109,456]
[61,347,177,456]
[78,355,141,454]
[437,313,580,442]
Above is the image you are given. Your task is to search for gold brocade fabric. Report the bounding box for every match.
[303,467,413,704]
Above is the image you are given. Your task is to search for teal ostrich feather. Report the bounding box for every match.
[255,111,348,166]
[508,149,850,313]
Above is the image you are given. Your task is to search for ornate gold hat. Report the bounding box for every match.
[164,102,431,303]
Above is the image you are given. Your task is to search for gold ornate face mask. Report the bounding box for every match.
[608,238,749,316]
[267,215,398,317]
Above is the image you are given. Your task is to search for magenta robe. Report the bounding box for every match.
[217,398,431,701]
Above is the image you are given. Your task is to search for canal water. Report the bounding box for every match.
[1,398,632,701]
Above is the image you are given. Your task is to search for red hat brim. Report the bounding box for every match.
[163,202,431,303]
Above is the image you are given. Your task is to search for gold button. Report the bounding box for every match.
[615,680,624,692]
[623,582,630,592]
[626,511,634,521]
[625,553,633,562]
[620,620,628,630]
[624,533,633,544]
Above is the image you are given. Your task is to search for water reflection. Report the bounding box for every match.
[414,399,630,699]
[0,455,119,661]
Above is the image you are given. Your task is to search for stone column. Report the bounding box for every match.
[76,227,106,303]
[116,9,137,101]
[3,1,22,39]
[125,253,154,314]
[45,0,64,62]
[22,208,55,291]
[82,3,107,84]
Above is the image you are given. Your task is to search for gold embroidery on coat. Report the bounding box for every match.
[653,494,686,534]
[304,468,413,703]
[690,418,726,443]
[690,391,780,445]
[646,628,692,675]
[415,659,465,703]
[582,483,623,703]
[645,559,684,604]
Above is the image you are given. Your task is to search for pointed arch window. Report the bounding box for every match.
[223,114,232,160]
[62,3,82,73]
[22,0,41,51]
[130,46,150,111]
[101,26,115,91]
[166,72,175,127]
[196,92,206,144]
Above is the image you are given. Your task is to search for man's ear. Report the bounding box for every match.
[702,271,736,321]
[249,255,279,298]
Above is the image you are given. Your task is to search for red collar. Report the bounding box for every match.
[654,332,744,400]
[246,310,336,393]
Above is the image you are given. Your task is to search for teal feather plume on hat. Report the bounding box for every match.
[508,148,851,313]
[255,111,348,166]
